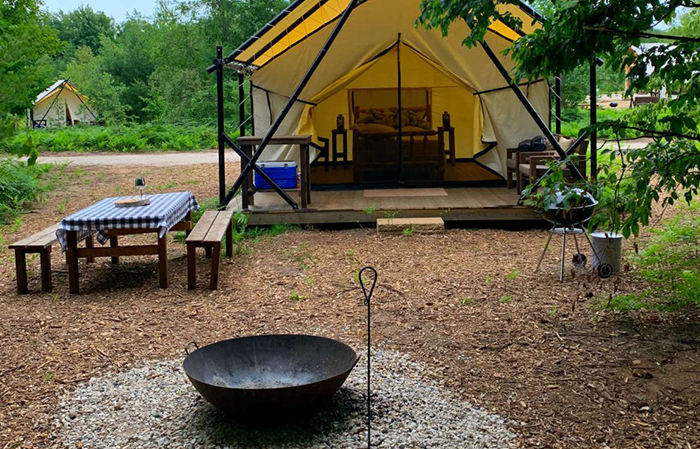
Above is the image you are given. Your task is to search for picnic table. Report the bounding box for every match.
[57,192,199,294]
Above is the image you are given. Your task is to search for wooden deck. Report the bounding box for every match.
[230,187,538,225]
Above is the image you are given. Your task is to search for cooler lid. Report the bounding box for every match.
[258,160,297,169]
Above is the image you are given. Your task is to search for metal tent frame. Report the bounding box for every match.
[209,0,599,210]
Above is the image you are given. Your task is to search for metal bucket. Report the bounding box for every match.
[591,231,623,273]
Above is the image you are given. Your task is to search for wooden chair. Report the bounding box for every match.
[186,211,233,290]
[516,140,588,192]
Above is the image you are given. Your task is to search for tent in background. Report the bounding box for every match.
[29,80,97,128]
[230,0,549,182]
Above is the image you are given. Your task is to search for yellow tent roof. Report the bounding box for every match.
[229,0,542,69]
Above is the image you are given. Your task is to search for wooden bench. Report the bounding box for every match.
[8,224,94,294]
[186,211,233,290]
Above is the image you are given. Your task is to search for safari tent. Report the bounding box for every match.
[29,80,97,128]
[211,0,591,224]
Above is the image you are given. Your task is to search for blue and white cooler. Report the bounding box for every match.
[254,161,298,190]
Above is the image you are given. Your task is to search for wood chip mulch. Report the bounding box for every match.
[0,162,698,449]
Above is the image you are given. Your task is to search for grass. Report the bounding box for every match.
[599,203,700,311]
[0,158,53,224]
[499,295,513,304]
[557,107,637,140]
[3,123,239,153]
[459,296,473,305]
[289,290,306,301]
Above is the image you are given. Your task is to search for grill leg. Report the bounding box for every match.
[560,228,567,283]
[536,232,555,272]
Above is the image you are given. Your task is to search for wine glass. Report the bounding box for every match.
[135,177,146,200]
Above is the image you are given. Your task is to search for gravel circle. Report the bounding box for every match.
[54,349,516,448]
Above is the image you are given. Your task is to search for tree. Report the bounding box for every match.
[418,0,700,237]
[49,6,116,54]
[63,46,129,125]
[99,16,158,120]
[0,0,61,117]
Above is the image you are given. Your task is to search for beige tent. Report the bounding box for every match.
[228,0,549,181]
[29,80,97,128]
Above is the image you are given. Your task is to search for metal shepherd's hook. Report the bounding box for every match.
[359,266,377,449]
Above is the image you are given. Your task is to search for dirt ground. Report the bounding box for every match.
[0,163,698,449]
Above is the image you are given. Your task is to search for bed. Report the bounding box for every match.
[351,106,445,183]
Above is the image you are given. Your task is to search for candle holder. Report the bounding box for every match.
[135,177,146,200]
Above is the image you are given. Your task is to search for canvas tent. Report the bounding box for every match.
[29,80,97,128]
[227,0,549,181]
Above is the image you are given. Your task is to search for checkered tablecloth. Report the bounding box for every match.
[56,192,200,251]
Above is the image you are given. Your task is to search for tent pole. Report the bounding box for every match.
[222,0,361,209]
[216,46,226,206]
[397,33,403,184]
[479,40,584,181]
[238,72,247,138]
[555,75,562,135]
[249,81,256,135]
[39,80,68,125]
[589,60,597,181]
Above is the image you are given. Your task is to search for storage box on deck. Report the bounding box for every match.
[254,161,298,190]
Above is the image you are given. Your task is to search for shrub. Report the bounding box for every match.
[0,159,51,223]
[2,122,231,153]
[606,205,700,310]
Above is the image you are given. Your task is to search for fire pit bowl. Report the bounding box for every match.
[183,334,360,416]
[542,189,598,227]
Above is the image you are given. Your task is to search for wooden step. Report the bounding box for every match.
[376,217,445,235]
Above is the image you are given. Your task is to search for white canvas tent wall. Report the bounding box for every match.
[228,0,549,179]
[30,80,97,128]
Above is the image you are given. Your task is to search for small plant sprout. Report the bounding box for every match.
[460,296,472,305]
[290,290,306,301]
[485,274,493,285]
[303,276,315,286]
[499,295,512,304]
[506,269,521,281]
[402,225,415,236]
[549,305,557,319]
[363,202,377,215]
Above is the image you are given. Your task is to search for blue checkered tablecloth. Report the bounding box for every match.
[56,192,199,251]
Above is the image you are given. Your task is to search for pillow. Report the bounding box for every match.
[558,136,575,151]
[354,123,396,134]
[416,119,432,130]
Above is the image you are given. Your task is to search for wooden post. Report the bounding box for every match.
[15,250,28,295]
[158,234,168,288]
[66,231,79,294]
[40,248,52,293]
[590,60,598,181]
[555,75,562,135]
[216,46,226,206]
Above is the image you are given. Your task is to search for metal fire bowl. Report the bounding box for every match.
[542,203,597,228]
[183,334,360,416]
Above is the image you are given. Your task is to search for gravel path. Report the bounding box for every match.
[30,150,240,166]
[54,349,517,448]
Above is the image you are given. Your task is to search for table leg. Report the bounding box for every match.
[210,244,221,290]
[109,235,119,265]
[342,131,348,167]
[66,231,79,294]
[332,133,338,168]
[158,234,168,289]
[185,211,193,237]
[85,236,95,263]
[187,243,196,290]
[449,128,456,165]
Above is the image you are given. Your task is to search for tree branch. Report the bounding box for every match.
[619,126,700,142]
[583,26,700,43]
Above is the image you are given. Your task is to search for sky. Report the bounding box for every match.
[42,0,157,22]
